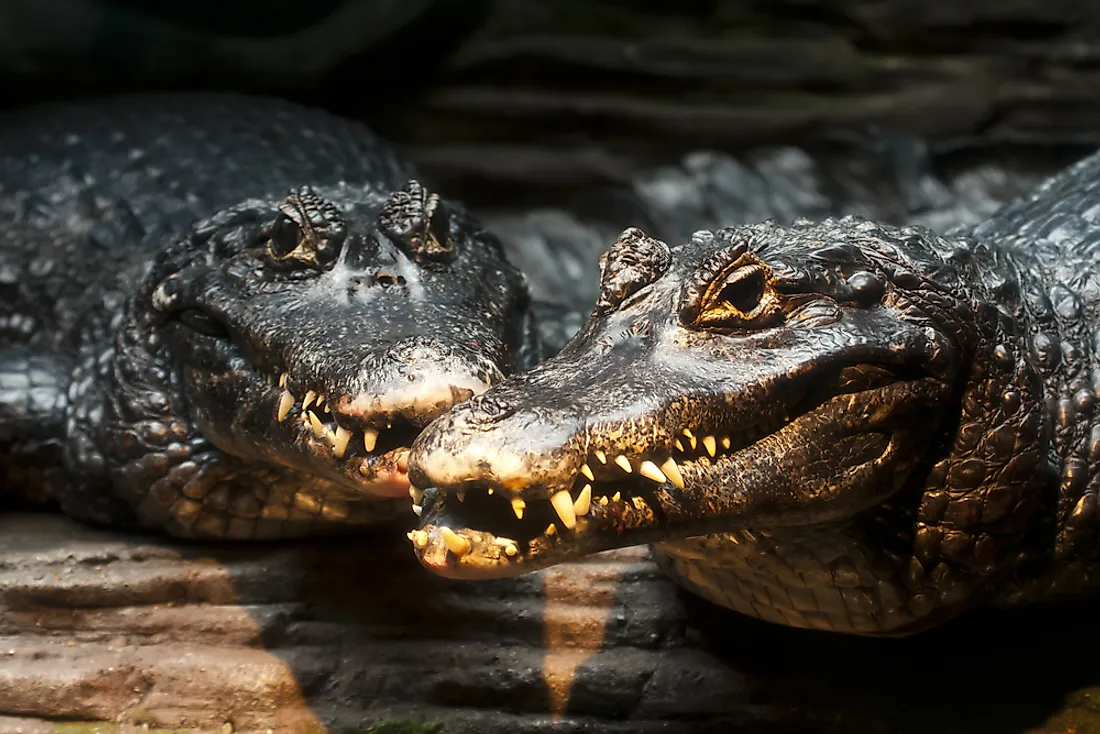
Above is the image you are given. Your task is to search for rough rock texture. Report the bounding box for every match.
[362,0,1100,205]
[3,512,1100,733]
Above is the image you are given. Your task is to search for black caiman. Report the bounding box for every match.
[408,147,1100,636]
[0,93,544,539]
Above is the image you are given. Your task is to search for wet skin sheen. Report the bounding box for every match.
[0,94,545,539]
[408,149,1100,636]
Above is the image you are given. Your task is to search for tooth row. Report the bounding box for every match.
[274,382,383,456]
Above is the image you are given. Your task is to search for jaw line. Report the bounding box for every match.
[409,377,942,578]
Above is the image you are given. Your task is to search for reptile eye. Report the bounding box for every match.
[177,308,229,338]
[266,215,301,260]
[695,264,782,329]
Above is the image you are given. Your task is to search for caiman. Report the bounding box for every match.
[0,93,543,539]
[407,147,1100,636]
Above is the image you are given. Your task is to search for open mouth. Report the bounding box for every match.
[409,363,911,576]
[263,370,424,498]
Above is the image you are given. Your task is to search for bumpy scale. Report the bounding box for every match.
[407,149,1100,636]
[0,94,545,540]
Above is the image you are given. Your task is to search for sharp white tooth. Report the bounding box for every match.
[574,484,592,516]
[332,426,352,458]
[614,455,633,473]
[411,504,423,516]
[457,490,467,502]
[277,390,295,421]
[638,460,667,484]
[309,412,325,437]
[279,373,288,388]
[674,439,685,452]
[594,450,607,464]
[410,486,424,504]
[511,498,526,519]
[703,435,717,457]
[505,544,518,557]
[661,457,685,489]
[721,436,731,450]
[302,390,316,410]
[440,527,470,556]
[363,428,378,452]
[612,491,621,502]
[550,490,576,529]
[580,463,595,481]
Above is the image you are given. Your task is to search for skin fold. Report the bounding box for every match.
[408,149,1100,635]
[0,94,547,539]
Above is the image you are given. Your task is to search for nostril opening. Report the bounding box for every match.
[466,395,515,424]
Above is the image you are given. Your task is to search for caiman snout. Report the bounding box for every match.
[408,393,582,496]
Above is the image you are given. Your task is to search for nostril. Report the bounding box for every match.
[387,335,452,363]
[464,395,516,424]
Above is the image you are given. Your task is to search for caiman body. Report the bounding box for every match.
[408,148,1100,636]
[0,94,540,539]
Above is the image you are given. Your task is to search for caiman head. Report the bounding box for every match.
[407,218,1040,581]
[86,181,537,539]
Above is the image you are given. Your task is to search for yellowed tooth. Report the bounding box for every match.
[546,523,557,536]
[363,428,378,452]
[580,463,595,481]
[721,436,731,449]
[332,426,352,458]
[638,460,668,484]
[316,395,325,407]
[302,390,316,410]
[612,491,621,502]
[411,504,423,516]
[674,439,685,452]
[599,495,609,506]
[410,486,424,504]
[277,390,295,421]
[511,498,526,519]
[594,450,607,464]
[407,529,428,548]
[278,373,287,388]
[703,435,717,457]
[440,527,470,556]
[682,428,697,450]
[487,488,494,496]
[574,484,592,516]
[661,457,685,489]
[550,489,577,529]
[505,543,518,557]
[308,412,325,437]
[614,455,633,473]
[457,490,467,502]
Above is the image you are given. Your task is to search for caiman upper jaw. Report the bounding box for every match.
[256,365,490,500]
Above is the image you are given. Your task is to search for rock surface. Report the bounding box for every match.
[3,512,1100,733]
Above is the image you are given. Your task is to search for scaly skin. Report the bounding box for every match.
[407,148,1100,636]
[0,94,541,539]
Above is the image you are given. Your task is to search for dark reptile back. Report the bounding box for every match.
[0,93,417,232]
